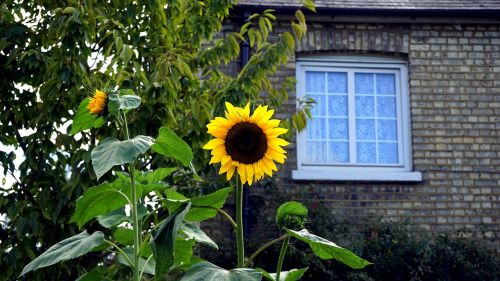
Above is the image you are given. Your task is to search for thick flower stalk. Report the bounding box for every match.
[87,89,107,115]
[203,102,289,185]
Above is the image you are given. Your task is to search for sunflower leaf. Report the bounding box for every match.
[286,229,372,269]
[69,97,105,135]
[20,231,105,276]
[91,135,154,180]
[151,127,192,166]
[181,262,262,281]
[276,201,308,229]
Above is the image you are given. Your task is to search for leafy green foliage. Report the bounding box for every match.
[258,267,308,281]
[151,127,193,166]
[1,0,313,279]
[179,222,218,249]
[276,201,308,230]
[163,187,233,221]
[117,247,156,275]
[150,202,191,276]
[286,229,372,269]
[91,136,154,179]
[181,262,262,281]
[20,231,105,276]
[69,97,106,135]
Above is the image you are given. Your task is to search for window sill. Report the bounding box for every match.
[292,169,422,182]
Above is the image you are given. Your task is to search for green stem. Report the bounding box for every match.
[244,235,287,267]
[235,176,245,268]
[276,235,290,281]
[123,111,141,281]
[198,206,237,229]
[104,239,134,268]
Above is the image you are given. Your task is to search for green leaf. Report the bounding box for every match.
[108,93,141,110]
[276,201,308,228]
[180,222,218,249]
[20,231,105,276]
[150,202,191,276]
[91,135,154,180]
[143,167,177,183]
[258,267,308,281]
[181,262,262,281]
[70,180,129,228]
[97,205,147,228]
[163,187,233,221]
[151,127,193,166]
[69,97,105,135]
[113,228,134,245]
[286,229,372,269]
[173,237,196,269]
[117,247,156,275]
[76,266,108,281]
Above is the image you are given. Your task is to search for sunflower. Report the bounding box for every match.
[87,89,107,115]
[203,102,289,185]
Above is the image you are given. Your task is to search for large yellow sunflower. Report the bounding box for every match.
[203,102,289,185]
[87,89,107,115]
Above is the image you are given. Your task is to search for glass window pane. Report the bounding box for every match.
[306,141,327,162]
[355,96,375,117]
[328,141,349,163]
[355,73,374,95]
[327,72,347,93]
[328,118,348,140]
[308,94,326,116]
[357,141,376,163]
[328,95,348,116]
[378,142,398,163]
[377,120,398,141]
[306,117,327,139]
[306,71,325,93]
[356,119,375,140]
[376,74,395,96]
[377,97,397,118]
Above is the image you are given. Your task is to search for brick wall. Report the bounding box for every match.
[202,17,500,258]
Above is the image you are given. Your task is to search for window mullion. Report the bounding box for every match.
[347,71,356,163]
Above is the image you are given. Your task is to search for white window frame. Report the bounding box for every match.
[292,56,422,182]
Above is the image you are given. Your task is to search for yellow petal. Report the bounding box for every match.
[226,165,235,181]
[219,161,233,174]
[221,155,232,165]
[207,126,228,139]
[259,159,274,176]
[238,165,247,184]
[246,164,254,185]
[265,127,288,138]
[268,138,289,146]
[203,138,224,150]
[211,145,226,156]
[250,105,268,123]
[260,119,280,130]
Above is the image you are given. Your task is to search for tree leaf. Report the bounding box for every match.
[91,135,154,180]
[150,202,191,276]
[181,262,262,281]
[151,127,193,166]
[286,229,372,269]
[179,222,218,249]
[20,231,105,276]
[69,97,105,135]
[276,201,308,228]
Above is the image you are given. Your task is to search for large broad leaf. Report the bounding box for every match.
[276,201,308,228]
[117,247,156,275]
[151,127,192,166]
[69,97,105,135]
[258,267,308,281]
[173,237,196,269]
[143,167,177,183]
[163,187,233,221]
[113,228,134,245]
[91,135,154,180]
[70,180,129,228]
[181,262,262,281]
[108,93,141,110]
[150,202,191,276]
[76,266,108,281]
[286,229,372,269]
[20,231,105,276]
[97,205,148,228]
[179,222,218,249]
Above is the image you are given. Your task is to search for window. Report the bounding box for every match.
[293,56,421,181]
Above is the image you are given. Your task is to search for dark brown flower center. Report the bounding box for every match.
[225,122,268,164]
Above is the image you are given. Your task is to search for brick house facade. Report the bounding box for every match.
[205,0,500,256]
